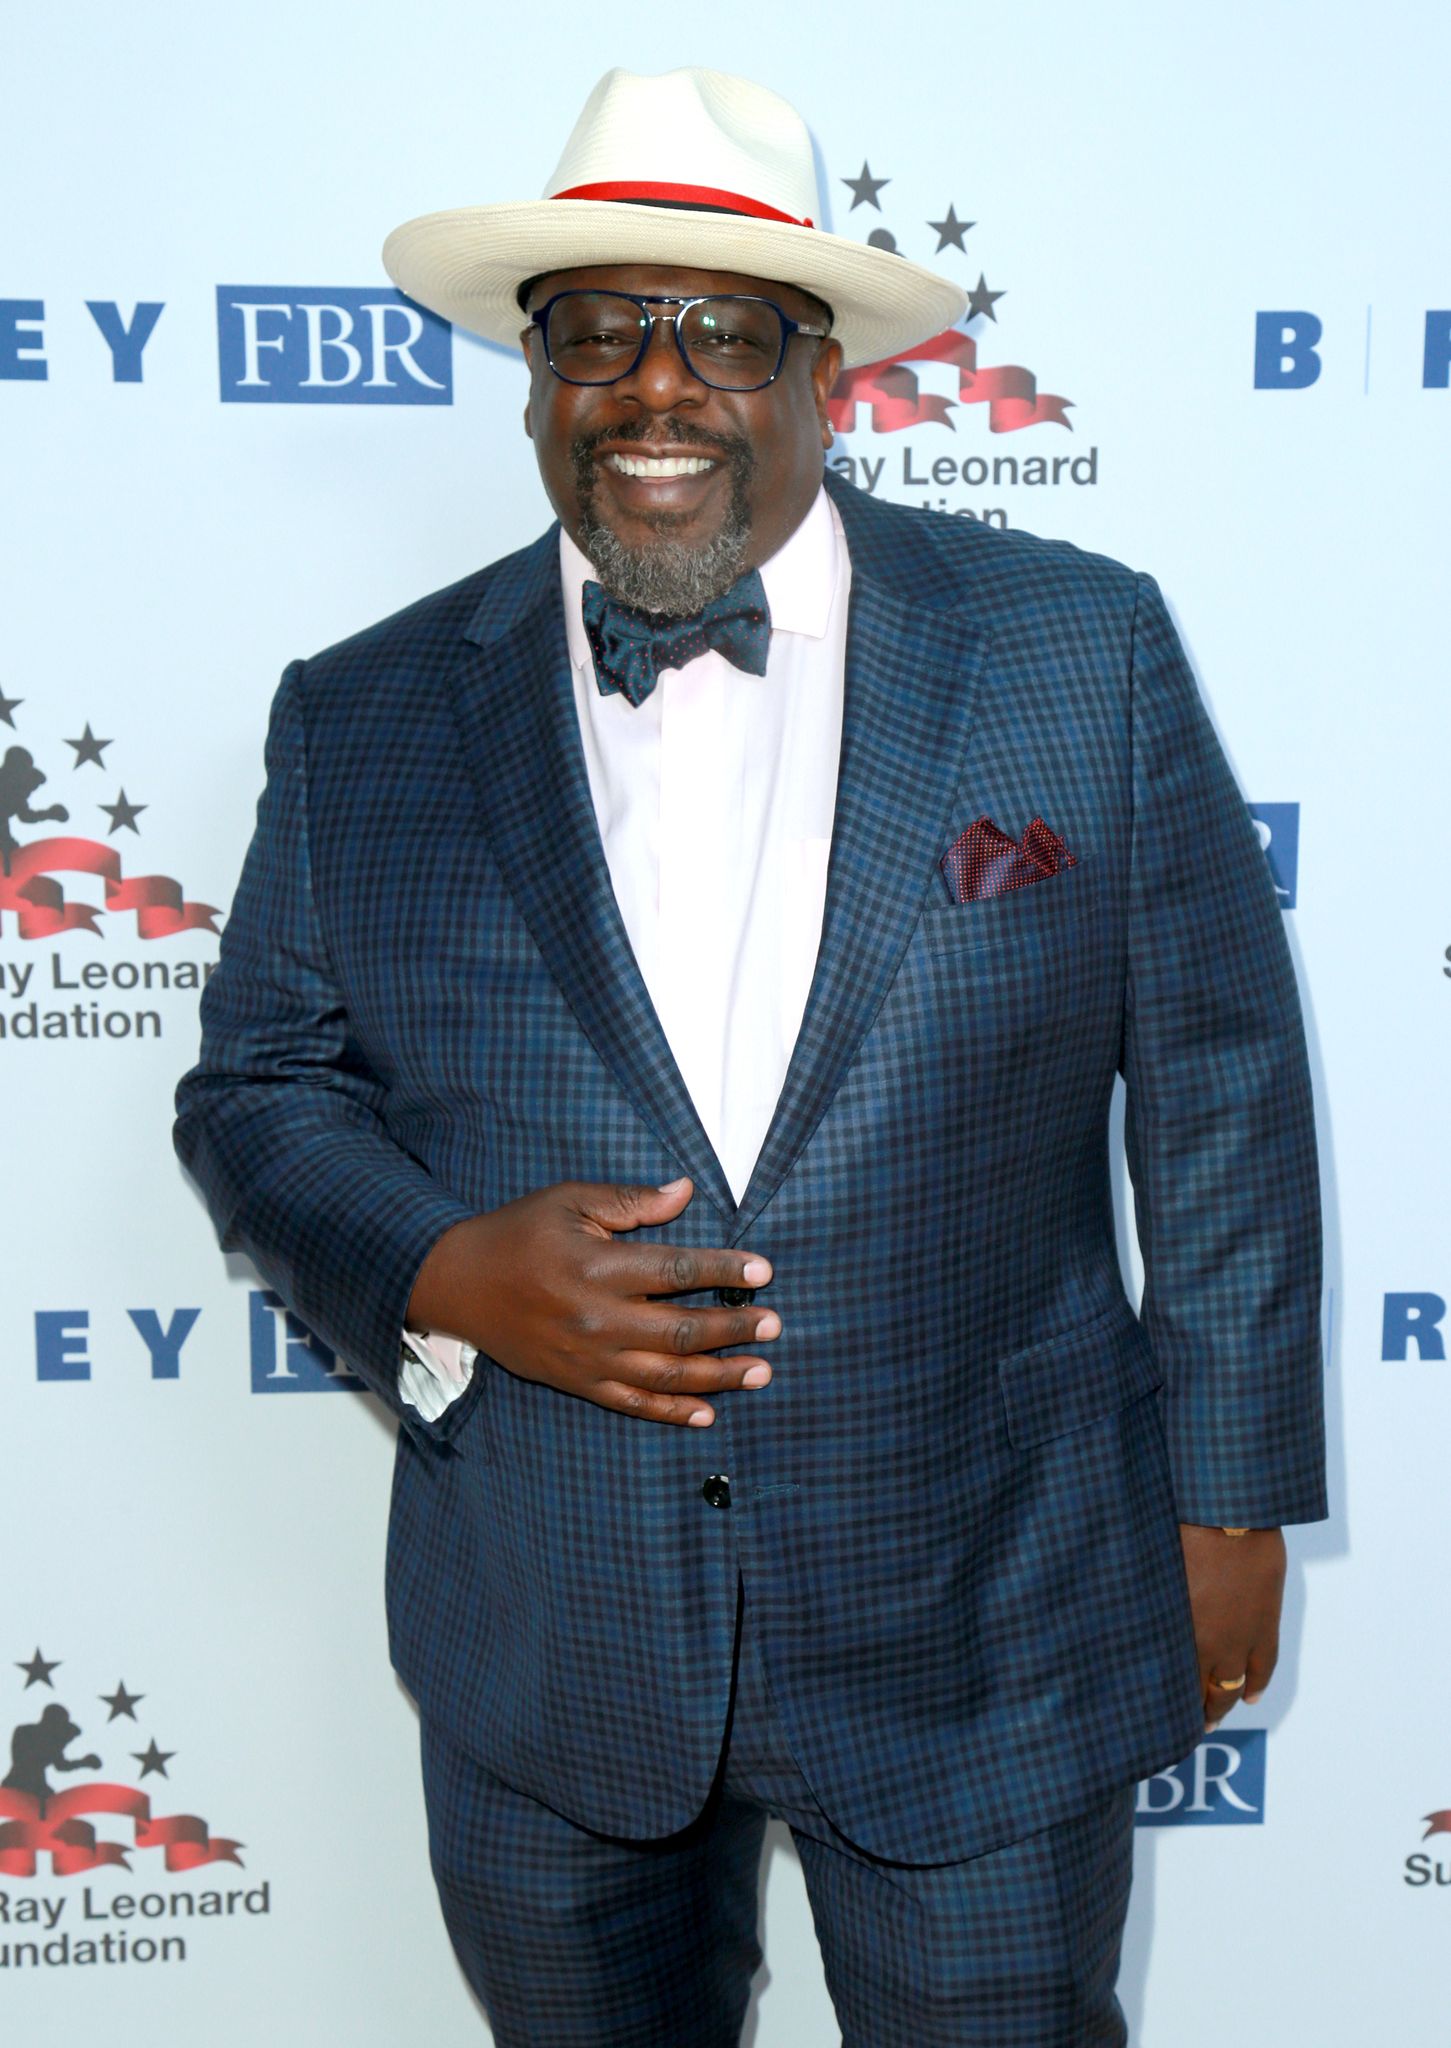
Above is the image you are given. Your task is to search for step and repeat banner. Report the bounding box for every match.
[3,5,1446,2041]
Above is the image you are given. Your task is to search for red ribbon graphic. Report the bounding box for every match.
[0,836,220,940]
[1422,1809,1451,1840]
[829,328,1072,436]
[0,1783,243,1876]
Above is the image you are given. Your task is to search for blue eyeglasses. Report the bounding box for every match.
[528,290,831,392]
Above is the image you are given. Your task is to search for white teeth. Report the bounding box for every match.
[606,453,716,478]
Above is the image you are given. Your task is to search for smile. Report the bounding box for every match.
[605,454,718,479]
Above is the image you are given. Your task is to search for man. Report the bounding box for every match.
[175,65,1325,2045]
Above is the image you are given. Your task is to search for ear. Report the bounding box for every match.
[521,331,536,441]
[810,337,845,447]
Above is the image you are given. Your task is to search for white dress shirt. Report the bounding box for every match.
[400,484,850,1418]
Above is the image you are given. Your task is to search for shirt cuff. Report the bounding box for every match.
[399,1329,477,1423]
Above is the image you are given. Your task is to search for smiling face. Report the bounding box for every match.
[521,262,843,615]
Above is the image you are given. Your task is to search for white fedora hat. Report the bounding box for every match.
[382,67,966,371]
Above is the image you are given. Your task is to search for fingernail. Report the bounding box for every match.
[741,1257,771,1284]
[1245,1692,1264,1705]
[742,1364,771,1388]
[658,1176,688,1193]
[756,1312,781,1340]
[688,1406,714,1425]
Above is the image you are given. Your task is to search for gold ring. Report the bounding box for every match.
[1211,1674,1247,1692]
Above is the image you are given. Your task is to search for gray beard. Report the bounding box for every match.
[571,430,755,617]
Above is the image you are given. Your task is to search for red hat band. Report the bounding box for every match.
[550,180,814,229]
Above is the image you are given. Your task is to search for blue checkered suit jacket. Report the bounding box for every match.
[174,471,1325,1863]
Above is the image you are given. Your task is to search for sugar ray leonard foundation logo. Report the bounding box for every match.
[1404,1806,1451,1889]
[0,690,220,1044]
[1134,1730,1266,1826]
[1,1645,269,1972]
[826,158,1091,528]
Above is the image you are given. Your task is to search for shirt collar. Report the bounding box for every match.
[560,482,838,675]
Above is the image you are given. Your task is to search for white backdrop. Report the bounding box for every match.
[3,4,1448,2040]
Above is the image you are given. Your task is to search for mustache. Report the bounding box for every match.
[573,417,746,458]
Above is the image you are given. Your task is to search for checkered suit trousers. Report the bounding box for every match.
[424,1579,1135,2046]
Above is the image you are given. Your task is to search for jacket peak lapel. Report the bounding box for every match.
[734,493,991,1236]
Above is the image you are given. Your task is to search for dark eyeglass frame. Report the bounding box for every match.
[527,290,831,392]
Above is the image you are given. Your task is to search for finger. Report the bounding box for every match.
[633,1306,782,1357]
[571,1177,698,1236]
[605,1242,775,1296]
[1244,1637,1278,1706]
[1203,1664,1248,1730]
[616,1347,774,1396]
[594,1379,722,1427]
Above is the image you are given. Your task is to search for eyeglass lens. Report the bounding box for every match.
[545,293,787,389]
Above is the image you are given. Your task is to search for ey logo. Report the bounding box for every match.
[1135,1731,1266,1826]
[216,287,451,404]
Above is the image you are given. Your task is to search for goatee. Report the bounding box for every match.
[572,425,756,617]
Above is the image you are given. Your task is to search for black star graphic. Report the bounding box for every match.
[100,788,147,835]
[65,723,112,769]
[927,204,974,254]
[966,274,1006,323]
[17,1647,60,1688]
[132,1739,175,1780]
[100,1680,145,1722]
[841,160,890,211]
[0,690,20,728]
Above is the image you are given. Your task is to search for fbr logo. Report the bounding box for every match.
[248,1290,361,1392]
[216,287,451,404]
[1135,1731,1266,1826]
[1248,802,1299,908]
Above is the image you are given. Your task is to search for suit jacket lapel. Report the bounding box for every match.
[445,529,737,1220]
[734,488,992,1237]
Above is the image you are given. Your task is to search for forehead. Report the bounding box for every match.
[525,262,820,321]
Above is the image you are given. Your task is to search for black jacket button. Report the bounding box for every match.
[701,1474,732,1510]
[716,1286,755,1308]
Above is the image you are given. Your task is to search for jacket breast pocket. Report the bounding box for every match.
[998,1299,1163,1449]
[921,855,1100,956]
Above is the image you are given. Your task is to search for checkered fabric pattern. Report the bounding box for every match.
[174,468,1326,1864]
[423,1582,1134,2046]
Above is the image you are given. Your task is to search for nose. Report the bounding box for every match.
[613,312,705,412]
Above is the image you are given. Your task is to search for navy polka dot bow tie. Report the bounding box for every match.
[581,570,771,708]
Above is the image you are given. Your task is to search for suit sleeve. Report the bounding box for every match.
[1120,574,1327,1526]
[173,661,477,1426]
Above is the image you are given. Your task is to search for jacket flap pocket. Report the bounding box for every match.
[998,1301,1162,1449]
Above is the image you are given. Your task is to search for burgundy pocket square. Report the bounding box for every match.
[940,816,1078,903]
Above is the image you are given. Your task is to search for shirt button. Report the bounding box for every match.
[716,1287,755,1308]
[700,1474,732,1511]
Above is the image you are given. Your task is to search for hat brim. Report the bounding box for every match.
[381,200,966,371]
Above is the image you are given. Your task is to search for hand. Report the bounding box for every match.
[1179,1524,1285,1732]
[406,1176,777,1428]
